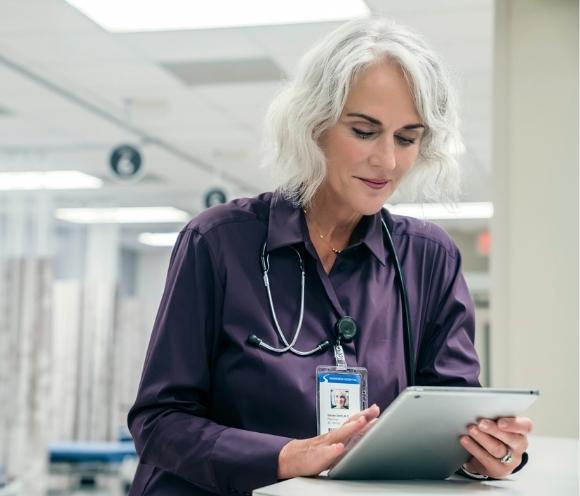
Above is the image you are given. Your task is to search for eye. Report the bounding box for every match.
[352,127,375,140]
[396,135,416,147]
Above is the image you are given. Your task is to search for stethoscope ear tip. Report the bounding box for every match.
[318,340,331,352]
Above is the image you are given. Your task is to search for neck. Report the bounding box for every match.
[305,190,362,247]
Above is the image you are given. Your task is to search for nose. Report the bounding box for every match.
[370,135,397,170]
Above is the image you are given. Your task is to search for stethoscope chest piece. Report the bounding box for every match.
[335,316,357,343]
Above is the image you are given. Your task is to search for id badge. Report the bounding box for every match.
[316,365,368,435]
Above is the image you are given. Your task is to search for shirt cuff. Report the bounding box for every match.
[211,427,292,495]
[511,451,529,474]
[456,464,489,480]
[456,452,529,480]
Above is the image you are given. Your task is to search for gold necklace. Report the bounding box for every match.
[303,208,343,254]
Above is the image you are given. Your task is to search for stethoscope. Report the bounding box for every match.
[247,213,416,386]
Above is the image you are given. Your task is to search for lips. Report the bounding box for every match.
[356,177,389,190]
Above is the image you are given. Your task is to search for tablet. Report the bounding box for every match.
[327,386,539,480]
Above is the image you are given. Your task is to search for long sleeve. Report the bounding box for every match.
[415,243,481,387]
[128,228,291,495]
[413,243,530,478]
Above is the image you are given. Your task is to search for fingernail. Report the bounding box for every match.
[469,426,478,436]
[479,420,491,430]
[498,420,508,429]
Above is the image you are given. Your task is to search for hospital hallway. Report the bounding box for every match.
[0,0,577,495]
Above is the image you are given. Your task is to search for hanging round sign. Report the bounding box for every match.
[110,144,143,181]
[204,188,227,208]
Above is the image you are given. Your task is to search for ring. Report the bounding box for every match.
[498,448,513,464]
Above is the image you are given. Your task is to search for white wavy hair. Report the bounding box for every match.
[261,17,462,207]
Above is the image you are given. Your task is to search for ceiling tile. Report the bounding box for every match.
[161,58,286,86]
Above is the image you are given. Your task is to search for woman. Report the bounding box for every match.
[336,394,348,410]
[128,17,532,495]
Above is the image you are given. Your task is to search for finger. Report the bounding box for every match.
[279,439,345,479]
[463,456,487,476]
[496,416,534,435]
[466,424,509,459]
[326,416,368,444]
[476,420,528,453]
[470,421,528,455]
[306,443,346,476]
[460,436,513,479]
[347,404,380,423]
[361,417,379,434]
[343,418,379,451]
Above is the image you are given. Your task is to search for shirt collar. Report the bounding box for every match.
[354,212,387,266]
[267,190,387,266]
[267,191,305,251]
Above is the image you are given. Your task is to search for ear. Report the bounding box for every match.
[315,127,333,154]
[313,119,333,147]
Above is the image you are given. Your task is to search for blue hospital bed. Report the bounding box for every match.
[48,439,137,491]
[49,441,136,464]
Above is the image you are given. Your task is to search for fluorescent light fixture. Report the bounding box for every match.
[139,232,180,247]
[0,170,103,190]
[65,0,370,32]
[56,207,189,224]
[385,202,493,220]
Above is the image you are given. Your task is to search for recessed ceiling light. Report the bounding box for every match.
[55,207,189,224]
[65,0,370,32]
[0,170,103,190]
[139,232,180,247]
[385,202,493,220]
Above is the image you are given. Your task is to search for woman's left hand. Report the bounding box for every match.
[460,416,533,479]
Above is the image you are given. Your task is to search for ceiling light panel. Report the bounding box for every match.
[386,202,493,220]
[161,58,285,86]
[55,207,190,224]
[65,0,370,32]
[139,232,179,247]
[0,171,103,190]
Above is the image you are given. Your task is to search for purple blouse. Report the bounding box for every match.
[128,191,480,495]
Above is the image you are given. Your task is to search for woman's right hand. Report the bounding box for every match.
[277,404,380,479]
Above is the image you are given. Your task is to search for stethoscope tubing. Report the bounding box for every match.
[261,245,313,355]
[380,217,415,386]
[252,211,415,386]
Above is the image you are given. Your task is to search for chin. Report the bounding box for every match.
[352,187,394,215]
[356,200,387,216]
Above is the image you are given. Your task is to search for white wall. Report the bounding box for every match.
[491,0,578,437]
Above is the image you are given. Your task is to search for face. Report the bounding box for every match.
[317,58,425,216]
[338,395,346,408]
